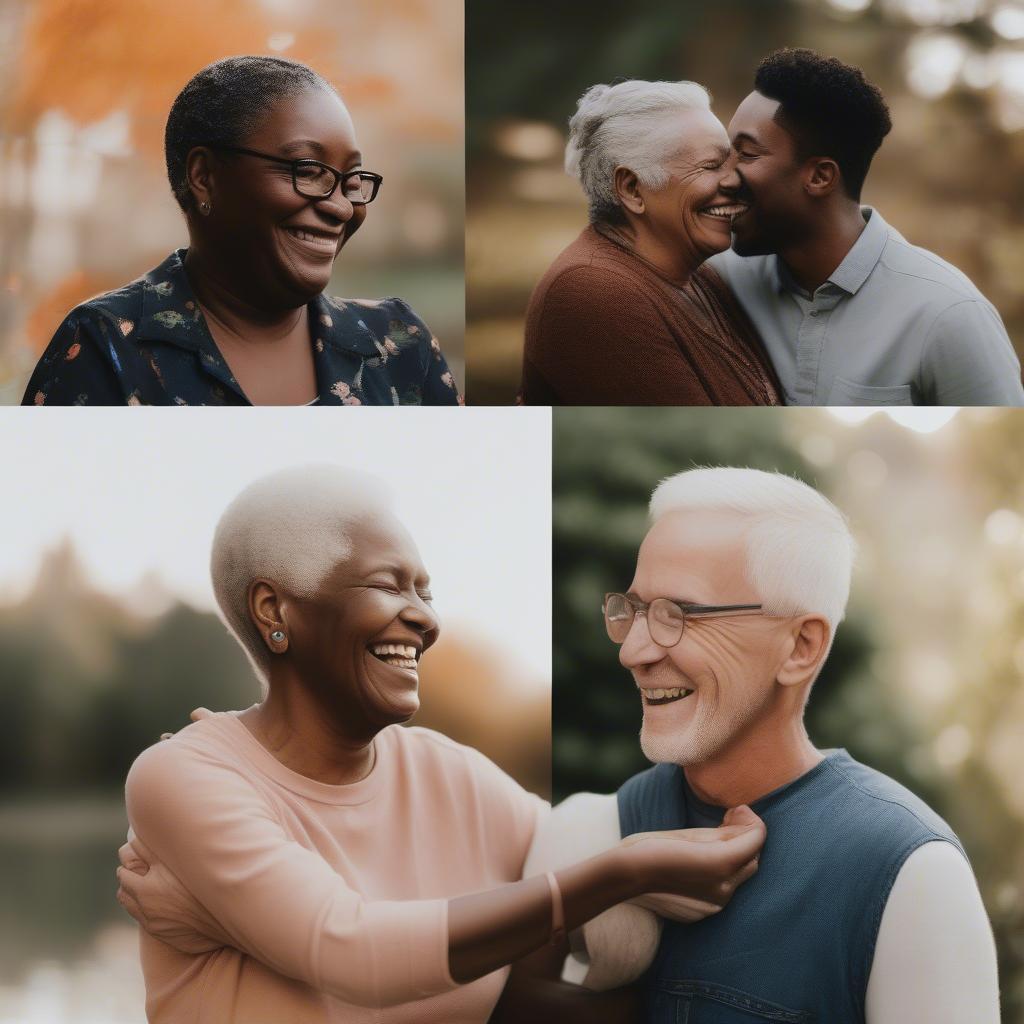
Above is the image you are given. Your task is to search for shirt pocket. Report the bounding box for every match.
[826,376,913,406]
[652,980,815,1023]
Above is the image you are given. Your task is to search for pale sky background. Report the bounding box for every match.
[0,407,551,688]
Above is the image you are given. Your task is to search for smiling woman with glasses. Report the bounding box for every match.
[22,56,462,407]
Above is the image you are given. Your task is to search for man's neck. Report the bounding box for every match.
[683,721,824,809]
[777,201,867,295]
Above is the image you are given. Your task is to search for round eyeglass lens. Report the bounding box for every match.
[603,593,634,643]
[648,598,686,646]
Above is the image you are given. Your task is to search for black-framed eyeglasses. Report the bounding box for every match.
[209,145,383,204]
[603,592,764,648]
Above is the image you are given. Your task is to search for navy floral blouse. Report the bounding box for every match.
[22,249,463,406]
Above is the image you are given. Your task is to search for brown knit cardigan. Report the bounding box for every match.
[520,226,782,406]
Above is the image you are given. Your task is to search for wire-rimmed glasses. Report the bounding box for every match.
[603,592,764,648]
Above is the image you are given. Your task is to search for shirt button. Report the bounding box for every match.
[809,310,819,317]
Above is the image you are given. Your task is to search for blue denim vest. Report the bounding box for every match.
[617,750,964,1023]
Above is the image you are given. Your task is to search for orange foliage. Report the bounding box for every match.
[416,631,551,799]
[24,268,123,356]
[3,0,460,159]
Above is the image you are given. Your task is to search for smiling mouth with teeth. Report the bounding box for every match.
[699,204,748,221]
[284,227,340,252]
[641,686,695,706]
[368,643,419,670]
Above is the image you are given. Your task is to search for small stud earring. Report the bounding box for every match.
[270,630,285,643]
[199,200,211,215]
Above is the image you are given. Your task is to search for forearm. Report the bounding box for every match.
[449,847,636,984]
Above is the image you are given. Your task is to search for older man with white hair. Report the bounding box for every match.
[528,467,999,1023]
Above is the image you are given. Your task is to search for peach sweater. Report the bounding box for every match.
[124,710,547,1023]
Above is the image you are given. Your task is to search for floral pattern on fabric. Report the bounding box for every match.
[22,249,462,407]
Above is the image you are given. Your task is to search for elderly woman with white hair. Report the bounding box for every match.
[520,80,780,406]
[114,465,766,1023]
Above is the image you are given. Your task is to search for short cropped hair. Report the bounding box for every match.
[649,467,855,632]
[165,56,336,212]
[754,48,891,201]
[565,79,712,225]
[211,465,393,682]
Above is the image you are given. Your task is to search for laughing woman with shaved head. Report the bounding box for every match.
[114,465,765,1023]
[23,57,461,406]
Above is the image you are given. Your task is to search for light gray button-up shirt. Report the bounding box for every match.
[709,207,1024,406]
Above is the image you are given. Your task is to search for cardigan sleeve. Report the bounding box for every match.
[124,739,457,1009]
[522,265,714,406]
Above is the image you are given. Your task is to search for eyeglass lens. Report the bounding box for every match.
[294,164,375,202]
[604,594,686,646]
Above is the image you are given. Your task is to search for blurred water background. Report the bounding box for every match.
[468,0,1024,403]
[553,406,1024,1022]
[0,0,465,404]
[0,407,550,1023]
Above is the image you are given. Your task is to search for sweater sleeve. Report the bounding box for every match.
[524,265,713,406]
[124,740,457,1009]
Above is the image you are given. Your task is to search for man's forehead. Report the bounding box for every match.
[632,511,751,595]
[728,90,784,144]
[642,509,748,551]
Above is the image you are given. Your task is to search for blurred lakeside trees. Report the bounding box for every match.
[467,0,1024,403]
[0,541,549,800]
[552,407,1024,1021]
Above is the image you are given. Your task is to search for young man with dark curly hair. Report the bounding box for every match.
[710,48,1023,407]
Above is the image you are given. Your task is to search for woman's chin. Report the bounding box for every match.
[694,224,734,260]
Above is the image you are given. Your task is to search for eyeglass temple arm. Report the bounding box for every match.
[681,603,764,615]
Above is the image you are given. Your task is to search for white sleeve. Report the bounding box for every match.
[524,791,661,991]
[866,840,999,1024]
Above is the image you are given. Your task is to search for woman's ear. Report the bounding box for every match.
[249,579,288,654]
[185,146,215,214]
[614,166,646,215]
[777,615,831,688]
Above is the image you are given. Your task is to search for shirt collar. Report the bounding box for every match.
[774,206,888,298]
[134,249,383,402]
[135,249,243,398]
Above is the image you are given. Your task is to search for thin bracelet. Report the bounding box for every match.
[545,871,566,947]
